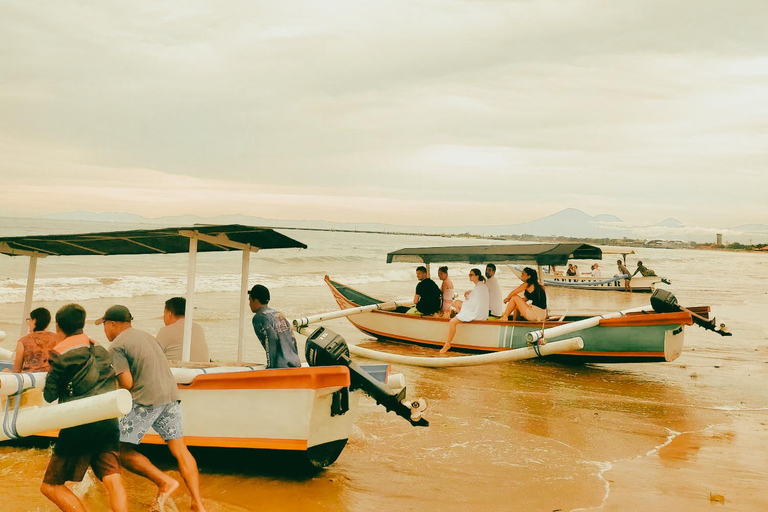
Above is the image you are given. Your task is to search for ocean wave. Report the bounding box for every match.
[0,269,416,304]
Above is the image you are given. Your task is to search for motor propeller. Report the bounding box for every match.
[305,327,429,426]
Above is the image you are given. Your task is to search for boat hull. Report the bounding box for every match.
[7,365,374,468]
[326,277,692,363]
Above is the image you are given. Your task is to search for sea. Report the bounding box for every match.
[1,217,767,511]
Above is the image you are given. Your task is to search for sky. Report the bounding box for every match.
[1,1,767,228]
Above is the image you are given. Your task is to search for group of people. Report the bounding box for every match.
[555,260,656,292]
[7,283,300,512]
[616,260,657,292]
[407,264,548,353]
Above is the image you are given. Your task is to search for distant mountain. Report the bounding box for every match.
[593,214,623,222]
[482,208,627,238]
[42,211,154,224]
[656,218,683,228]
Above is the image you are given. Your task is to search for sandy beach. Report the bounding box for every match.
[1,219,767,511]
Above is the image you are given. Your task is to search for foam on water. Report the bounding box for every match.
[0,269,416,304]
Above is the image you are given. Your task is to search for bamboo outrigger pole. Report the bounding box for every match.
[526,305,654,344]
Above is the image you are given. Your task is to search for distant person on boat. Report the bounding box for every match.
[11,306,59,373]
[617,260,632,292]
[566,264,576,276]
[590,264,602,278]
[485,263,504,318]
[156,297,210,363]
[499,267,548,322]
[440,269,489,353]
[632,261,658,277]
[573,265,581,276]
[437,266,454,316]
[98,305,207,512]
[248,284,301,368]
[41,304,128,512]
[406,266,442,316]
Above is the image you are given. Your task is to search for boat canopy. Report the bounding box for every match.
[0,224,307,362]
[387,243,602,266]
[0,224,306,258]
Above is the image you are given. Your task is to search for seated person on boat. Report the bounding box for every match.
[440,268,489,353]
[248,284,301,368]
[437,266,454,316]
[499,267,547,322]
[632,261,657,277]
[156,297,210,363]
[406,266,442,317]
[590,263,602,278]
[566,264,576,276]
[10,307,59,373]
[484,263,504,319]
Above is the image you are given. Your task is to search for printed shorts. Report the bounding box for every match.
[119,401,183,445]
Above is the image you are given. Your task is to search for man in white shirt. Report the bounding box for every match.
[485,263,504,318]
[156,297,210,362]
[591,263,602,278]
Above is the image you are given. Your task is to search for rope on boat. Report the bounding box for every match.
[345,337,584,368]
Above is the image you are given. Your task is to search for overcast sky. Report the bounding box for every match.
[1,1,766,228]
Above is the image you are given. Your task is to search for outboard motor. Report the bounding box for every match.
[651,289,731,336]
[305,327,428,426]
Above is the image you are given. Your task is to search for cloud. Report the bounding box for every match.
[0,1,767,227]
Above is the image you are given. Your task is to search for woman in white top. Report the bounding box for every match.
[437,266,454,316]
[440,268,490,353]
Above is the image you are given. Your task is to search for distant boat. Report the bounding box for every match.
[510,248,668,293]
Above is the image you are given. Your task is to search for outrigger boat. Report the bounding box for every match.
[325,243,724,363]
[0,225,427,468]
[509,247,668,293]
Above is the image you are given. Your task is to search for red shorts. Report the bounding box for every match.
[43,419,121,485]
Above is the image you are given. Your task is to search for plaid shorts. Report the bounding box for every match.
[119,401,184,445]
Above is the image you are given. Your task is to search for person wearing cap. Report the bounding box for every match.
[248,284,301,369]
[98,305,207,512]
[41,303,128,512]
[156,297,210,362]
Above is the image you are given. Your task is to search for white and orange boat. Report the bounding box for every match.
[0,225,427,467]
[324,243,727,363]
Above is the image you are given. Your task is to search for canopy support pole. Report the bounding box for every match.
[182,232,198,362]
[425,263,431,278]
[21,254,38,337]
[237,245,251,363]
[537,264,543,286]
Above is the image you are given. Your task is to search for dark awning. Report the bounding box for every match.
[0,224,307,257]
[386,243,602,266]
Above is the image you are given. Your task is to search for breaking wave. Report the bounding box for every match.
[0,269,415,304]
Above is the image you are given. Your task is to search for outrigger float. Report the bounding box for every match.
[325,243,728,363]
[0,225,432,467]
[508,246,668,293]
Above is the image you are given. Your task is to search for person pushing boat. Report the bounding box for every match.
[41,304,128,512]
[99,305,207,512]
